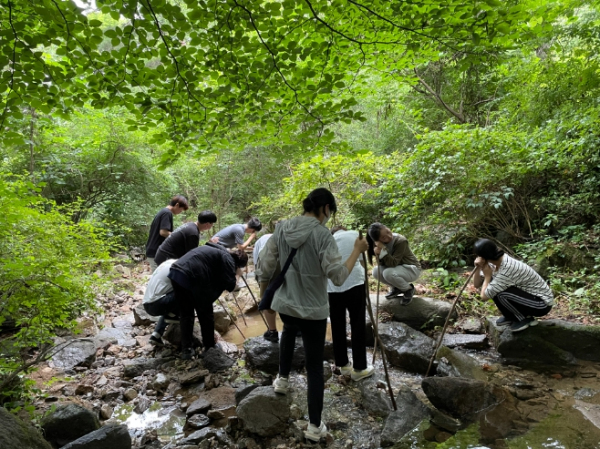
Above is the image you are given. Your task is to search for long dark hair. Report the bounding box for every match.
[474,239,505,260]
[302,188,337,216]
[230,250,249,268]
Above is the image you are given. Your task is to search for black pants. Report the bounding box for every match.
[279,313,327,427]
[493,286,552,322]
[144,292,179,336]
[172,281,216,350]
[328,284,367,371]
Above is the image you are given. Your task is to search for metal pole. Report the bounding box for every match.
[425,268,476,377]
[240,275,268,328]
[228,292,248,327]
[217,297,245,340]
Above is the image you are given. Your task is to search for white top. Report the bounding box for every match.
[327,230,365,293]
[485,255,554,306]
[143,259,176,304]
[253,234,272,264]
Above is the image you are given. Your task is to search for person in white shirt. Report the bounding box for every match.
[327,226,374,381]
[474,238,553,332]
[143,259,179,346]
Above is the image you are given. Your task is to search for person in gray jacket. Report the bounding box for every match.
[258,187,368,442]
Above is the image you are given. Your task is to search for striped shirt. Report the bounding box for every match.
[485,255,554,306]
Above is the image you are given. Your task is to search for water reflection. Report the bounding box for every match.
[112,401,186,443]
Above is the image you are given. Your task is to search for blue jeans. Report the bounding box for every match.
[279,313,327,427]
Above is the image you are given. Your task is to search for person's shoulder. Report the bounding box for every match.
[334,229,358,241]
[393,234,408,242]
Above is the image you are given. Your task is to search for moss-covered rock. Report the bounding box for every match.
[0,407,52,449]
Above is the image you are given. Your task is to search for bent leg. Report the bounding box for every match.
[381,265,420,291]
[495,287,552,322]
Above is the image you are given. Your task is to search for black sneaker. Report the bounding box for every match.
[385,287,403,299]
[263,330,279,343]
[510,317,536,332]
[181,348,194,360]
[149,334,164,347]
[496,317,512,327]
[400,284,414,305]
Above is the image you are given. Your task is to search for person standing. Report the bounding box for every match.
[146,195,189,271]
[253,232,279,342]
[367,223,421,305]
[168,243,248,359]
[154,210,217,266]
[473,238,553,332]
[327,226,374,381]
[213,217,262,251]
[259,188,368,442]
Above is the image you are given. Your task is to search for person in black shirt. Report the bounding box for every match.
[146,195,189,271]
[154,210,218,267]
[168,244,248,359]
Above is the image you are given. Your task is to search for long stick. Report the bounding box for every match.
[360,231,397,411]
[217,297,245,340]
[229,292,248,326]
[240,274,268,328]
[372,263,381,365]
[425,268,477,377]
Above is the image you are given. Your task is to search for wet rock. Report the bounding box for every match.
[380,386,430,447]
[356,376,393,418]
[378,322,436,374]
[122,357,164,378]
[178,427,218,445]
[235,384,261,404]
[430,408,463,432]
[180,369,209,386]
[213,305,232,333]
[185,414,210,430]
[442,333,488,350]
[133,305,157,326]
[152,373,170,392]
[41,403,100,448]
[201,347,235,372]
[134,396,152,414]
[422,377,508,421]
[488,318,600,367]
[60,424,131,449]
[244,336,305,375]
[124,388,138,401]
[237,386,292,436]
[435,346,488,381]
[0,406,52,449]
[51,339,97,369]
[373,295,456,332]
[186,398,212,416]
[100,405,113,420]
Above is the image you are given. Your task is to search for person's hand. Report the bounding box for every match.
[482,263,493,276]
[236,267,243,278]
[474,257,485,268]
[354,236,369,253]
[374,246,382,256]
[210,236,219,243]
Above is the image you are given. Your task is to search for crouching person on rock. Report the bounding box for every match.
[473,238,554,332]
[168,243,248,360]
[143,259,180,346]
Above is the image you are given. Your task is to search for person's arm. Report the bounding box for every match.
[380,237,407,267]
[238,232,256,250]
[158,211,173,238]
[480,263,493,300]
[473,257,485,288]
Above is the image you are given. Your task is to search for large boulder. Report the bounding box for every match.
[132,305,157,326]
[163,322,202,348]
[201,347,235,372]
[378,322,436,374]
[380,386,430,447]
[40,403,100,448]
[356,376,393,418]
[237,386,291,436]
[244,336,305,375]
[487,318,600,367]
[213,305,232,334]
[59,424,131,449]
[0,406,52,449]
[122,357,166,378]
[435,346,488,381]
[372,295,456,333]
[50,339,97,369]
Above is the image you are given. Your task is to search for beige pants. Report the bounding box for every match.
[372,265,420,292]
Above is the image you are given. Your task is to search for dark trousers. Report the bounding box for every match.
[279,313,327,427]
[144,292,179,336]
[493,286,552,322]
[172,281,216,350]
[328,284,367,371]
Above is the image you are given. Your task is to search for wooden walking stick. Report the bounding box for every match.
[360,231,397,411]
[228,291,248,327]
[240,274,269,328]
[425,268,477,377]
[372,256,381,365]
[217,297,246,340]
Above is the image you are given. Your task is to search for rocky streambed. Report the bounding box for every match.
[3,263,600,449]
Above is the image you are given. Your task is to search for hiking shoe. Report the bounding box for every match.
[273,375,289,394]
[181,348,194,360]
[496,316,512,327]
[263,329,279,343]
[510,317,536,332]
[149,333,164,347]
[385,287,403,299]
[351,365,375,381]
[305,422,328,442]
[339,363,352,376]
[400,284,414,305]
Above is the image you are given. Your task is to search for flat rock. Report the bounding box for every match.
[0,406,52,449]
[179,427,220,445]
[180,369,209,386]
[50,339,97,369]
[122,357,165,378]
[40,403,100,448]
[378,322,437,374]
[184,414,210,430]
[372,295,456,332]
[60,424,131,449]
[442,333,488,350]
[237,386,291,436]
[186,398,212,416]
[95,328,137,349]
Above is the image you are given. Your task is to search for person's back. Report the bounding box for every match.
[327,230,365,293]
[155,222,199,266]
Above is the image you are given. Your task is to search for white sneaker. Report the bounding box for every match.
[339,362,352,376]
[273,375,289,394]
[351,365,375,381]
[305,422,328,442]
